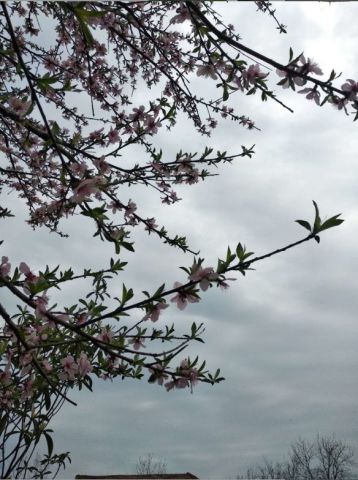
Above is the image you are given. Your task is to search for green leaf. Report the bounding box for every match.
[226,246,236,263]
[318,214,344,232]
[289,47,294,62]
[81,207,108,221]
[37,74,60,92]
[121,284,134,303]
[79,9,106,19]
[28,277,50,295]
[295,219,312,232]
[153,283,165,299]
[236,243,254,261]
[73,6,95,45]
[51,121,60,137]
[121,241,135,252]
[0,206,14,218]
[312,200,321,234]
[44,431,54,457]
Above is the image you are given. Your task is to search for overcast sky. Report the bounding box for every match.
[2,2,358,479]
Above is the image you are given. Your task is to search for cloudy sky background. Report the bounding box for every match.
[2,2,358,479]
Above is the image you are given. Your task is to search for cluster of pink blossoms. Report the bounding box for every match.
[19,262,39,285]
[341,79,358,101]
[276,54,323,89]
[237,63,268,90]
[165,359,199,392]
[7,97,32,118]
[149,359,199,392]
[143,302,169,322]
[59,353,92,381]
[170,282,200,310]
[189,265,219,291]
[71,176,107,203]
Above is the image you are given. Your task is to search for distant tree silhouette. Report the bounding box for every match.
[136,453,167,476]
[237,435,356,480]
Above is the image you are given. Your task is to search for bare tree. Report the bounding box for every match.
[237,435,356,480]
[136,453,167,476]
[289,438,316,480]
[237,458,288,479]
[315,435,355,480]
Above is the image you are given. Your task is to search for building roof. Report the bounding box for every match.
[75,474,198,479]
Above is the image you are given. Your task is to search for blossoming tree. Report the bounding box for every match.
[0,1,354,477]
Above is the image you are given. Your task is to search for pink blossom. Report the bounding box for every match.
[97,328,114,343]
[277,56,322,87]
[129,337,145,350]
[110,228,126,241]
[164,377,190,391]
[180,359,199,385]
[19,351,32,367]
[8,97,31,117]
[76,312,89,325]
[175,377,190,389]
[143,302,168,322]
[0,368,11,386]
[71,176,106,203]
[34,293,49,320]
[276,68,291,88]
[298,87,321,105]
[169,190,180,203]
[95,42,107,56]
[176,158,192,174]
[109,200,122,214]
[341,79,358,100]
[170,282,200,310]
[0,389,14,408]
[164,379,175,391]
[144,116,161,135]
[239,116,255,129]
[19,351,33,376]
[69,161,88,177]
[25,326,40,346]
[189,265,219,291]
[298,55,323,76]
[77,352,92,378]
[93,156,111,174]
[217,276,236,291]
[292,75,306,87]
[60,354,78,381]
[42,359,53,372]
[149,363,168,385]
[0,256,11,277]
[19,262,39,284]
[151,162,169,176]
[107,127,120,144]
[125,199,137,216]
[170,5,191,24]
[129,105,146,122]
[21,378,34,402]
[89,127,104,141]
[331,96,348,111]
[196,64,218,80]
[240,64,267,89]
[185,168,200,185]
[144,217,158,234]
